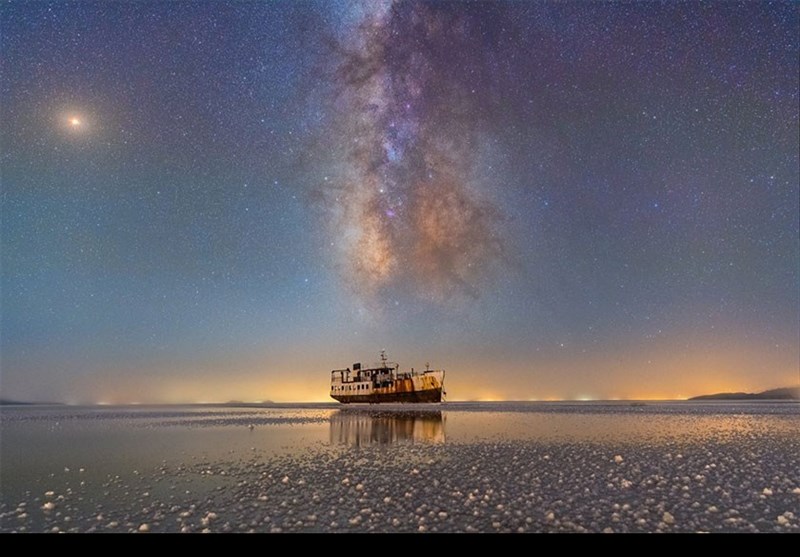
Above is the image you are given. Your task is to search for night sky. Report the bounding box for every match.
[2,1,798,403]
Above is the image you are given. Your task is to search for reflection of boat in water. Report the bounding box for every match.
[330,351,445,404]
[329,410,445,446]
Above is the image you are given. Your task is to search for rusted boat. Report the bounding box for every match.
[330,351,445,404]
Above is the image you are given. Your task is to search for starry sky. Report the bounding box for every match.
[2,1,798,403]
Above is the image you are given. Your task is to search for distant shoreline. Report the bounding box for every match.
[0,400,65,406]
[1,396,798,407]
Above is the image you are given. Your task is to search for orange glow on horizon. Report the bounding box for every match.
[36,328,797,405]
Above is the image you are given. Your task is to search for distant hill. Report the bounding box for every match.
[690,386,799,401]
[0,399,63,406]
[221,400,274,406]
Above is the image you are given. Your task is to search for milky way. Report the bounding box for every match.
[322,2,506,307]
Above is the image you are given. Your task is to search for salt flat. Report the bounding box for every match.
[1,402,798,533]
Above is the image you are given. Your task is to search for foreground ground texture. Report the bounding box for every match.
[1,402,798,533]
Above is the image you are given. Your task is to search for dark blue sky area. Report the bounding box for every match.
[2,2,797,402]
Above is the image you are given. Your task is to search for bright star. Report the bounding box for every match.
[62,113,88,133]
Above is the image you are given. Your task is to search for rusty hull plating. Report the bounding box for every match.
[330,351,445,404]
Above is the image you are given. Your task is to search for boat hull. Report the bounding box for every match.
[331,386,443,404]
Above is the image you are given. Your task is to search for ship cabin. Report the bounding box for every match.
[330,359,398,391]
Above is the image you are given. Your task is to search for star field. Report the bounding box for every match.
[1,1,797,403]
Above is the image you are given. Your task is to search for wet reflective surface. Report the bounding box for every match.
[330,409,445,446]
[2,402,798,532]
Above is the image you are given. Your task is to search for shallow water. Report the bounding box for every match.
[1,401,798,532]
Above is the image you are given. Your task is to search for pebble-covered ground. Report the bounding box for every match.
[1,402,798,533]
